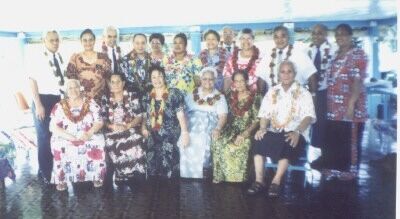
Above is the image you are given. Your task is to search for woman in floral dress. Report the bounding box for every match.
[212,70,261,183]
[100,73,146,186]
[50,79,106,191]
[180,67,228,179]
[142,65,189,178]
[163,33,203,94]
[199,29,230,91]
[66,29,111,103]
[119,33,152,96]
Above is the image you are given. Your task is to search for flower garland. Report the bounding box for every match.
[107,90,130,124]
[270,82,301,130]
[229,91,254,117]
[231,46,259,75]
[165,52,191,73]
[150,88,169,131]
[308,43,332,69]
[128,50,151,81]
[193,88,221,106]
[269,45,293,86]
[101,42,122,60]
[60,98,91,123]
[44,51,65,86]
[199,48,228,74]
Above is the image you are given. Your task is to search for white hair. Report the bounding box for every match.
[278,60,298,76]
[200,66,218,79]
[64,79,82,92]
[103,26,120,37]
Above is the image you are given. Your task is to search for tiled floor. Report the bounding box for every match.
[0,120,396,219]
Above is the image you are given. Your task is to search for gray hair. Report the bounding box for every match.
[64,79,82,93]
[103,26,119,37]
[278,60,297,76]
[41,30,59,40]
[200,66,218,79]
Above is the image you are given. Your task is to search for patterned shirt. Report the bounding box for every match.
[326,48,368,122]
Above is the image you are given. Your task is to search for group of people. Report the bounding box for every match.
[28,23,367,197]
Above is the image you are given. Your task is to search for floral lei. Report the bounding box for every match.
[44,51,65,86]
[193,88,221,106]
[165,52,192,73]
[231,46,259,75]
[101,42,122,59]
[270,82,301,130]
[107,91,131,124]
[230,91,254,117]
[60,98,91,123]
[150,88,169,131]
[199,48,228,74]
[269,45,293,86]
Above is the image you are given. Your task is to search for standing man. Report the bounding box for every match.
[220,26,237,54]
[309,24,336,170]
[102,26,122,73]
[28,30,64,183]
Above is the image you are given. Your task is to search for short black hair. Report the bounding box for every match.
[232,70,249,82]
[335,23,353,36]
[203,29,220,41]
[240,28,254,39]
[133,33,147,42]
[108,73,126,82]
[80,28,96,40]
[149,64,166,81]
[149,33,165,45]
[174,33,188,47]
[273,25,289,35]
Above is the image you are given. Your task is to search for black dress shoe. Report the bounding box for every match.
[246,182,265,195]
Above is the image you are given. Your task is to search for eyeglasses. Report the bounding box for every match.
[202,78,215,81]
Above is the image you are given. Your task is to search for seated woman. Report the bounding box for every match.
[100,73,146,187]
[49,79,106,191]
[142,65,189,179]
[180,67,228,179]
[212,70,261,183]
[247,61,316,197]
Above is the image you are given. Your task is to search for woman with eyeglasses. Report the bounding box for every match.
[180,67,228,179]
[149,33,166,66]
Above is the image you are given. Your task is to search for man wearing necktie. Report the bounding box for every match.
[309,24,333,170]
[28,30,64,184]
[102,26,121,73]
[221,26,236,54]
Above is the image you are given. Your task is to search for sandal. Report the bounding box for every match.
[246,182,265,195]
[93,180,103,188]
[268,183,280,197]
[56,183,67,191]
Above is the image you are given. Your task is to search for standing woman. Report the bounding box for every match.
[180,67,228,179]
[120,33,152,96]
[142,65,189,178]
[149,33,166,66]
[163,33,203,94]
[212,70,261,183]
[223,28,266,95]
[100,73,146,186]
[66,29,111,103]
[199,29,230,91]
[324,24,368,180]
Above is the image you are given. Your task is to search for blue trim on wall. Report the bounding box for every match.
[0,31,17,38]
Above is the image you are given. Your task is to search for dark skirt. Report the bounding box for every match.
[325,120,365,171]
[253,131,306,163]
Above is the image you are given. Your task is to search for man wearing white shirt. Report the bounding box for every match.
[102,26,122,73]
[308,24,336,170]
[28,30,64,183]
[256,25,317,94]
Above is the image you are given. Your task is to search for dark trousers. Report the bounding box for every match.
[32,94,60,180]
[325,120,365,171]
[311,89,327,149]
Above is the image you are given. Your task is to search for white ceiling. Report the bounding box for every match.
[0,0,396,32]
